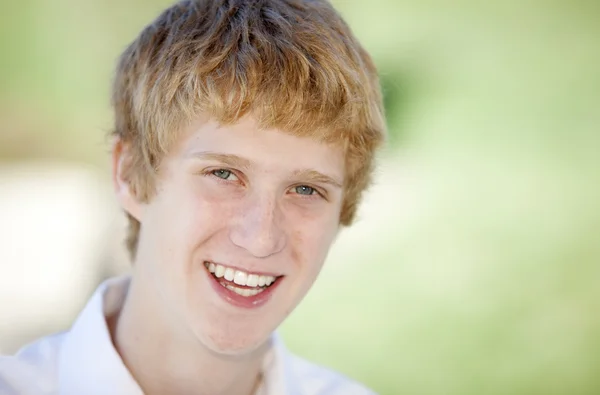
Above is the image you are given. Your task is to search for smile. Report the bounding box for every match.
[204,261,281,298]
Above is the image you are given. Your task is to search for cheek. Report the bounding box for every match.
[150,187,231,254]
[289,217,338,271]
[190,178,242,216]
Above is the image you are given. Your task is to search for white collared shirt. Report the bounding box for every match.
[0,277,375,395]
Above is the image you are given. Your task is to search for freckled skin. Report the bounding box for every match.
[117,115,345,355]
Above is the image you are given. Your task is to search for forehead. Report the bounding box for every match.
[174,116,346,179]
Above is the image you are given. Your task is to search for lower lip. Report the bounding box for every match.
[206,269,282,309]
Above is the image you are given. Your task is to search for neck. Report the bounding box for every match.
[109,275,268,395]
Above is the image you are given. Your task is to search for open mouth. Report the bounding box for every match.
[204,261,282,298]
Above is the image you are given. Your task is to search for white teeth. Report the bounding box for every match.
[206,262,278,288]
[247,274,259,287]
[234,270,248,286]
[224,284,265,297]
[258,276,267,287]
[224,268,235,282]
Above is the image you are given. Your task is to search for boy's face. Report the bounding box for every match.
[116,115,345,354]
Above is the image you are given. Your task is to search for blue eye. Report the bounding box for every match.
[212,169,233,180]
[295,185,315,195]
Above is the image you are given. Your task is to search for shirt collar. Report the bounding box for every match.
[57,276,298,395]
[267,334,303,395]
[58,276,143,395]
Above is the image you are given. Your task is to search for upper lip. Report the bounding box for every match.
[204,260,284,277]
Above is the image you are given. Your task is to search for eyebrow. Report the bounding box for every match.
[187,151,252,169]
[291,169,343,189]
[187,151,343,188]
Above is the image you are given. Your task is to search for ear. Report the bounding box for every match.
[112,138,144,222]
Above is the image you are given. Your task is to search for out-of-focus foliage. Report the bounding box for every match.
[1,1,599,394]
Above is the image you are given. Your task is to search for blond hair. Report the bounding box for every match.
[112,0,386,258]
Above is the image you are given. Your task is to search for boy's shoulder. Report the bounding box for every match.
[1,331,377,395]
[282,351,377,395]
[0,333,65,395]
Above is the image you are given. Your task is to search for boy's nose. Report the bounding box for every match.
[228,195,286,258]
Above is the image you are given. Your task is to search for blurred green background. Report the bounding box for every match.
[1,1,599,394]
